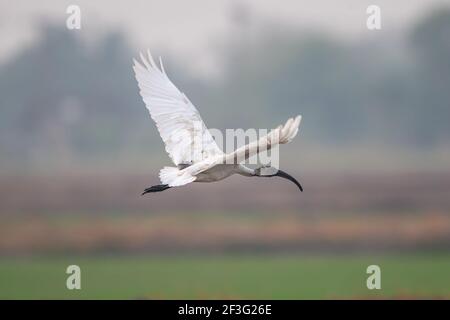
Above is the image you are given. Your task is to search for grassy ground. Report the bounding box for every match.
[0,254,449,299]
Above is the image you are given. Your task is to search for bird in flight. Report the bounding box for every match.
[133,51,303,195]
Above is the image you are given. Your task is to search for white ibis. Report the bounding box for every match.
[133,51,302,195]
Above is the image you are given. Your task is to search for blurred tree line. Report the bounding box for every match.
[0,8,449,171]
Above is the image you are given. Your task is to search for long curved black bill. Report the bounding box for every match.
[275,170,303,192]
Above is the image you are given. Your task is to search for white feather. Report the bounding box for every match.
[224,115,302,164]
[133,51,223,171]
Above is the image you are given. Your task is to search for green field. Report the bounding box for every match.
[1,254,449,299]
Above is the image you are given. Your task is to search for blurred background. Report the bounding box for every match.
[1,0,450,299]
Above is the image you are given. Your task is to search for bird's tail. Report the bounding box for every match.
[159,166,196,187]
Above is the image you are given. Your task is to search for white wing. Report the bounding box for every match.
[133,50,223,166]
[224,115,301,164]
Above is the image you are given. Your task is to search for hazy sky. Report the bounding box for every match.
[0,0,448,74]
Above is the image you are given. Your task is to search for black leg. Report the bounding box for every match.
[141,184,171,195]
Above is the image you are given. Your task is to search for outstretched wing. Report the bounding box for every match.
[224,115,301,164]
[133,51,223,166]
